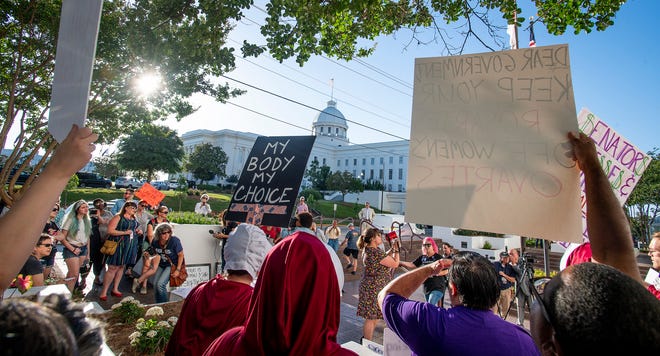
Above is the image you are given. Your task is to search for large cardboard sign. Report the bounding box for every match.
[406,45,582,243]
[577,108,652,239]
[135,183,166,208]
[225,136,316,227]
[48,0,103,142]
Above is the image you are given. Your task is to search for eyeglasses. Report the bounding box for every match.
[422,244,432,247]
[52,208,59,212]
[39,244,53,248]
[161,230,172,235]
[139,204,148,207]
[159,210,168,214]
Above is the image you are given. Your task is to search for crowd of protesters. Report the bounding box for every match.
[1,125,658,355]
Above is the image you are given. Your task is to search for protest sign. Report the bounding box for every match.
[135,183,166,208]
[48,0,103,142]
[406,44,582,243]
[577,108,652,239]
[225,136,316,227]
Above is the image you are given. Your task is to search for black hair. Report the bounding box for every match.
[0,294,104,356]
[448,251,499,310]
[296,212,313,228]
[545,263,660,354]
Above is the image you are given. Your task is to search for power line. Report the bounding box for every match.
[221,74,409,141]
[228,43,410,130]
[226,100,408,157]
[320,55,412,97]
[354,58,414,90]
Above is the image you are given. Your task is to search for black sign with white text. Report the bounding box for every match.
[226,136,316,227]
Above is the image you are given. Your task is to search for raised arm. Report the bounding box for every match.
[0,125,97,289]
[568,132,642,283]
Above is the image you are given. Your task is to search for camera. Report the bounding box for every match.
[520,253,535,264]
[89,208,98,215]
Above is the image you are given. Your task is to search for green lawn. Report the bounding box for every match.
[60,188,378,221]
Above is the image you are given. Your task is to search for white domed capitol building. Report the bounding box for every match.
[180,100,410,213]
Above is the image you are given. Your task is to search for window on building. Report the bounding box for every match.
[379,169,383,179]
[398,184,402,192]
[320,127,323,133]
[336,128,339,134]
[388,169,393,180]
[379,157,384,164]
[322,158,326,165]
[371,158,375,165]
[369,169,374,180]
[399,156,404,164]
[362,158,366,165]
[388,184,392,191]
[353,170,357,177]
[337,160,341,167]
[398,168,403,179]
[389,156,394,164]
[314,156,318,162]
[345,159,349,166]
[353,159,357,166]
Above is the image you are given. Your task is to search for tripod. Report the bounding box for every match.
[504,261,534,321]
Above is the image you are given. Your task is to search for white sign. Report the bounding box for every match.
[180,264,211,288]
[383,328,411,356]
[576,108,652,239]
[407,44,582,243]
[48,0,103,142]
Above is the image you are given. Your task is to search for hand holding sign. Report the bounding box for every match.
[47,124,98,179]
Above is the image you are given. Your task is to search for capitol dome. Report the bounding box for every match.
[313,100,348,143]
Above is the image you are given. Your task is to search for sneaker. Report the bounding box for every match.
[346,263,353,270]
[131,279,140,293]
[140,285,147,295]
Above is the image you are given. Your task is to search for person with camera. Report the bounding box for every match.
[493,251,516,318]
[399,237,448,307]
[508,248,533,326]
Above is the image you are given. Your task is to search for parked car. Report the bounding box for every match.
[76,172,112,188]
[168,180,182,190]
[114,177,143,189]
[150,180,168,190]
[2,166,34,185]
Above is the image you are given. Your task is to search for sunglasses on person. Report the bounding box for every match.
[39,243,53,248]
[159,210,168,214]
[139,204,148,207]
[52,207,59,212]
[161,230,172,235]
[422,244,432,247]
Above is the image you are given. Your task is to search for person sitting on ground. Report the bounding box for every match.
[165,224,271,356]
[203,216,357,355]
[399,237,448,307]
[194,194,212,216]
[0,125,97,292]
[530,132,660,355]
[14,234,54,288]
[0,293,105,355]
[379,251,539,355]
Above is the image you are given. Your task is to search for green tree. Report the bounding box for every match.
[0,0,246,204]
[92,153,121,179]
[326,171,364,201]
[253,0,626,63]
[364,179,385,191]
[305,159,332,190]
[115,125,184,181]
[185,143,228,184]
[625,149,660,245]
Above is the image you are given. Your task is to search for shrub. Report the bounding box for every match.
[482,241,493,249]
[300,188,322,201]
[453,228,504,237]
[129,307,176,354]
[111,296,144,323]
[168,211,219,225]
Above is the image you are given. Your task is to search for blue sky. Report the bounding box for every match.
[156,0,657,155]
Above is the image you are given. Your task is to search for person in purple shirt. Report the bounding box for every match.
[378,251,539,356]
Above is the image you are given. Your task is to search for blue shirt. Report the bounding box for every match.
[344,229,359,250]
[493,261,515,290]
[382,293,540,356]
[153,236,183,268]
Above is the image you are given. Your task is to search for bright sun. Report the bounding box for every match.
[134,72,163,97]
